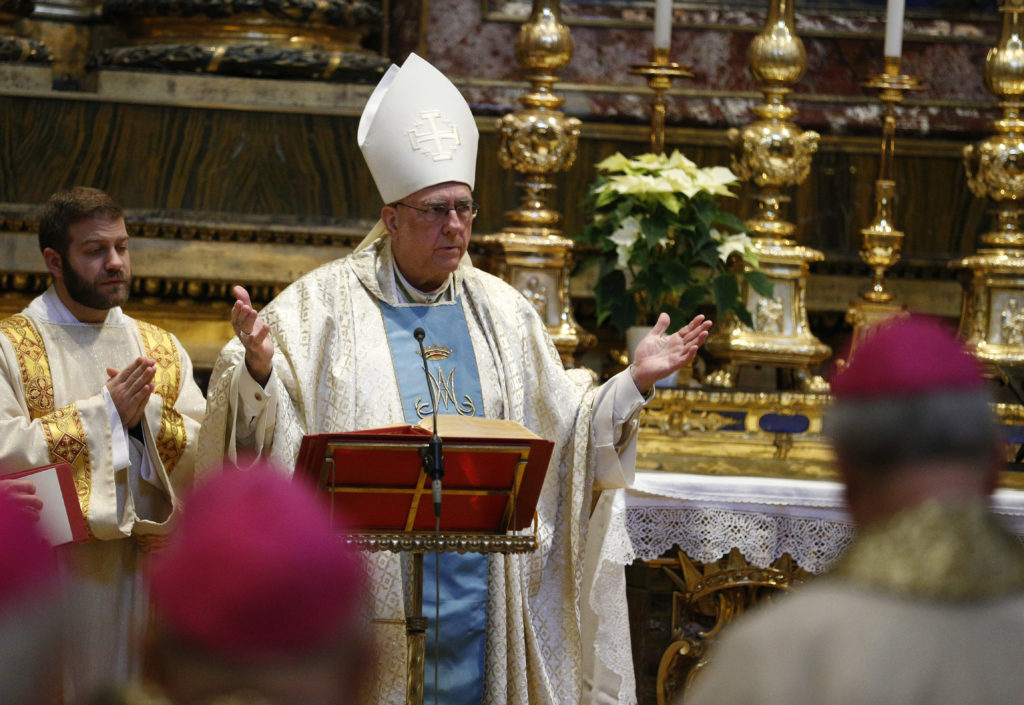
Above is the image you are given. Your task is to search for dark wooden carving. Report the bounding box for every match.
[91,0,386,81]
[92,44,386,81]
[0,0,52,64]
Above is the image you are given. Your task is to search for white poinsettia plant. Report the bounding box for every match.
[575,150,772,335]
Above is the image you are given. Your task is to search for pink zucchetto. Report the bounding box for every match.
[0,486,56,611]
[148,463,365,662]
[831,315,985,399]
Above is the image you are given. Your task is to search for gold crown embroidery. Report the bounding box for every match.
[418,344,453,361]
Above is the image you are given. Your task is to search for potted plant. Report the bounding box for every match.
[574,150,772,345]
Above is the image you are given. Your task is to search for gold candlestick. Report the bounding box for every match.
[958,0,1024,369]
[846,56,922,345]
[484,0,595,367]
[629,47,692,154]
[703,0,830,392]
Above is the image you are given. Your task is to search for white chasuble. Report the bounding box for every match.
[199,239,645,705]
[0,288,206,702]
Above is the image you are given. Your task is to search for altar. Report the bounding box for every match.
[596,471,1024,705]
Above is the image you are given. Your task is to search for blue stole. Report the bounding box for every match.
[379,298,488,705]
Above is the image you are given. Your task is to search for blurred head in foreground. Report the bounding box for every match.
[826,315,999,527]
[0,484,62,705]
[146,463,371,705]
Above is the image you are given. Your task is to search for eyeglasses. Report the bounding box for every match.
[394,201,480,224]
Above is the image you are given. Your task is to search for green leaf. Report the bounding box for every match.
[690,221,712,250]
[595,268,627,299]
[711,273,740,319]
[731,300,754,328]
[613,198,636,222]
[711,210,747,233]
[692,197,715,227]
[594,188,618,209]
[655,191,682,214]
[677,285,707,318]
[743,270,775,298]
[593,269,640,334]
[573,252,604,275]
[641,215,669,249]
[660,259,691,291]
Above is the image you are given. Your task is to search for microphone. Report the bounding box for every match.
[414,327,444,518]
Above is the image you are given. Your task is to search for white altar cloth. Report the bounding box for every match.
[582,471,1024,705]
[623,471,1024,572]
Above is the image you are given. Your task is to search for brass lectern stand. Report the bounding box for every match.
[296,418,552,705]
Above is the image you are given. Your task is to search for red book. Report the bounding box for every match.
[6,462,88,544]
[296,416,552,533]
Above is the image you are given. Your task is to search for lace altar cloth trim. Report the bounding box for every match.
[626,505,855,573]
[621,472,1024,574]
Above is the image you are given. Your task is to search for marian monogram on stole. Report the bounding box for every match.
[378,299,484,423]
[416,342,476,417]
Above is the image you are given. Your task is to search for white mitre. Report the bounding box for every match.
[358,52,479,204]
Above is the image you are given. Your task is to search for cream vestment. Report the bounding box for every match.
[682,500,1024,705]
[0,288,205,702]
[199,240,644,705]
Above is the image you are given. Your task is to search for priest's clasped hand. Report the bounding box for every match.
[231,285,274,386]
[106,356,156,428]
[629,313,713,395]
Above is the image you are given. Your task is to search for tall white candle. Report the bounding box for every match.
[654,0,672,50]
[884,0,905,58]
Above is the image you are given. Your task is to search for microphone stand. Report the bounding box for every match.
[414,327,445,516]
[413,327,443,705]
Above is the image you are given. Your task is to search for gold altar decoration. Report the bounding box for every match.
[485,0,594,366]
[959,0,1024,368]
[846,56,922,343]
[636,387,834,478]
[91,0,387,81]
[652,548,810,705]
[629,48,693,156]
[703,0,830,392]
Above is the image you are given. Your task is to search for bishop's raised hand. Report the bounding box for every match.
[231,285,274,386]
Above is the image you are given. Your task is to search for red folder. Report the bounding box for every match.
[6,462,88,544]
[295,417,552,533]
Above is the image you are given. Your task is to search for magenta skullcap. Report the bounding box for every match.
[148,462,364,661]
[0,484,57,610]
[831,315,985,399]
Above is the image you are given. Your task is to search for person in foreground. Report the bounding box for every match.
[681,315,1024,705]
[0,187,206,702]
[0,484,64,705]
[94,463,370,705]
[199,53,711,705]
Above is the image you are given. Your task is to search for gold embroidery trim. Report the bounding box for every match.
[0,315,93,520]
[835,499,1024,601]
[136,320,187,476]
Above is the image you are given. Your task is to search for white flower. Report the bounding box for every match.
[664,150,697,171]
[609,216,642,269]
[695,166,740,197]
[715,231,757,263]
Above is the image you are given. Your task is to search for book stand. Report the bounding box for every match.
[296,422,552,705]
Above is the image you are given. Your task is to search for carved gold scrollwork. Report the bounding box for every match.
[651,548,810,705]
[728,121,818,192]
[498,110,580,176]
[965,137,1024,205]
